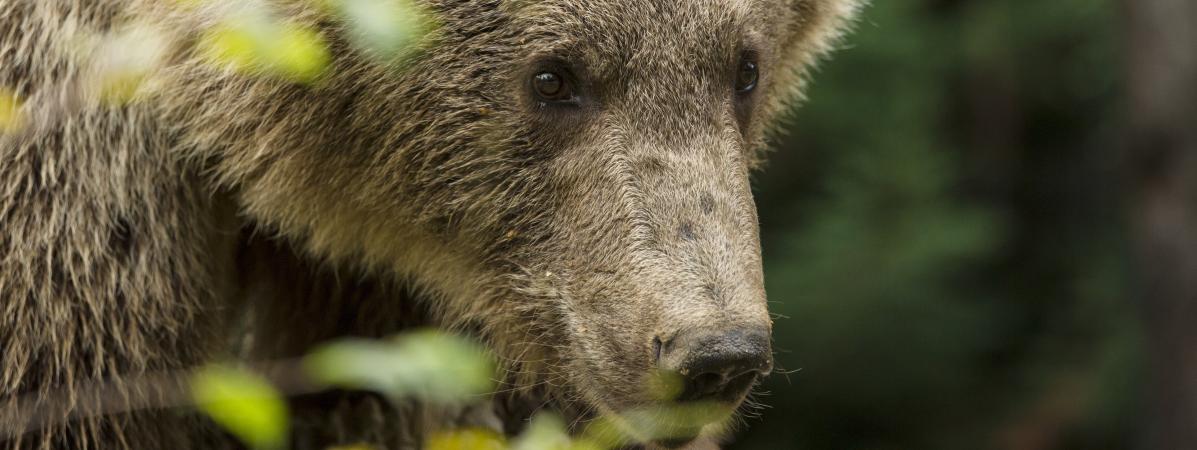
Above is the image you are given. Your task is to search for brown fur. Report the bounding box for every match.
[0,0,861,448]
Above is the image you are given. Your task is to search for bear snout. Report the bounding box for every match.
[655,327,772,404]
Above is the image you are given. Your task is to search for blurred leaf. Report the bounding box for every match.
[98,73,148,105]
[578,403,729,449]
[273,25,332,82]
[510,414,573,450]
[191,364,289,450]
[90,24,170,104]
[327,0,434,60]
[646,369,685,402]
[326,444,381,450]
[0,88,23,133]
[169,0,205,9]
[305,330,495,403]
[575,417,629,450]
[199,14,330,83]
[426,428,507,450]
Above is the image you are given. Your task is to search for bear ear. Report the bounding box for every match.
[767,0,866,105]
[783,0,865,60]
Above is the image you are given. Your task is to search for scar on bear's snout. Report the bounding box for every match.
[700,192,716,215]
[678,222,697,241]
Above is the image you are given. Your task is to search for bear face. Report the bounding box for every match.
[154,0,861,445]
[493,0,782,425]
[0,0,859,447]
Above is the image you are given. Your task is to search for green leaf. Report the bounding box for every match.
[91,24,170,104]
[426,428,507,450]
[0,88,23,133]
[304,329,495,403]
[329,0,434,60]
[191,364,289,450]
[578,403,731,449]
[199,14,330,83]
[273,24,333,82]
[510,414,576,450]
[645,369,685,401]
[326,444,382,450]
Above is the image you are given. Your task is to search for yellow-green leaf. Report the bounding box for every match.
[326,444,381,450]
[426,428,507,450]
[200,23,260,73]
[98,71,149,105]
[191,364,289,450]
[646,369,685,401]
[90,24,170,104]
[510,414,573,450]
[273,24,332,82]
[199,16,330,83]
[580,402,731,447]
[304,330,495,403]
[0,89,23,133]
[170,0,205,10]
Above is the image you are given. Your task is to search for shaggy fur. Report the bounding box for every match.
[0,0,861,448]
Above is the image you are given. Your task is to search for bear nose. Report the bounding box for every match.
[657,327,772,403]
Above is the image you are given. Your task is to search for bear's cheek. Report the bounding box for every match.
[560,309,661,406]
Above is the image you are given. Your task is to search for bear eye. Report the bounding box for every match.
[531,71,574,103]
[735,57,759,93]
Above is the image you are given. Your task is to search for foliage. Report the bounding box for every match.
[191,365,290,450]
[0,88,22,133]
[304,330,495,403]
[427,429,509,450]
[66,0,439,105]
[192,331,505,450]
[326,0,434,59]
[742,1,1131,449]
[199,15,331,84]
[191,330,732,450]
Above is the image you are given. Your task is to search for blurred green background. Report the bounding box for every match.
[735,1,1141,449]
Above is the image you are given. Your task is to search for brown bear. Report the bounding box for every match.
[0,0,861,448]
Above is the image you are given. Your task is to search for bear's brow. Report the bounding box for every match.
[512,1,759,81]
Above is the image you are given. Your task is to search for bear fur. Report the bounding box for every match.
[0,0,861,448]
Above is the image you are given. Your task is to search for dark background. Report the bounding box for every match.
[733,1,1195,449]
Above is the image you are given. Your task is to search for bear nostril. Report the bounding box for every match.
[658,327,772,403]
[689,372,726,399]
[677,357,766,403]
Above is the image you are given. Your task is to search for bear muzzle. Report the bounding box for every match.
[656,327,772,404]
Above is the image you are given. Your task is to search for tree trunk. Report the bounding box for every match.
[1122,0,1197,448]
